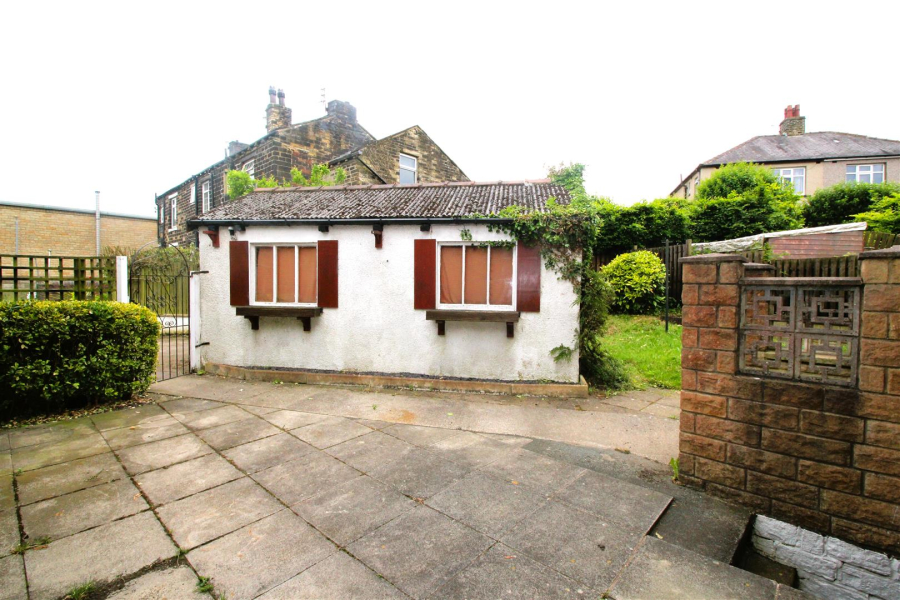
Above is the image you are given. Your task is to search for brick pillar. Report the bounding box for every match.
[678,253,747,491]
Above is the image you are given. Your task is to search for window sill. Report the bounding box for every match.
[235,306,324,331]
[425,309,520,337]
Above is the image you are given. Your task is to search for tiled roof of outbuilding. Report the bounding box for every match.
[703,132,900,166]
[191,180,569,223]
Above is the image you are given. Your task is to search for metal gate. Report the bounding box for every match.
[129,250,192,381]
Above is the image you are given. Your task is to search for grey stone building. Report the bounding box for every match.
[157,88,468,246]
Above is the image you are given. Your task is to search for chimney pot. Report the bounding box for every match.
[265,88,292,133]
[277,89,285,106]
[268,86,276,105]
[779,104,805,136]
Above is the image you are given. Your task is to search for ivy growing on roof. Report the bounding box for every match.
[226,164,348,199]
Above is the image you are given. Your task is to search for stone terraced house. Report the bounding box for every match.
[156,88,468,247]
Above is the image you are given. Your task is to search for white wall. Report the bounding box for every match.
[198,223,581,383]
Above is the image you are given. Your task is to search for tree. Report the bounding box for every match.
[690,162,803,242]
[226,164,348,199]
[599,198,691,251]
[855,193,900,234]
[803,182,900,227]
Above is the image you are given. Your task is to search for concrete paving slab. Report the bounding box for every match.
[252,452,360,505]
[354,418,394,431]
[16,452,126,505]
[0,509,19,558]
[150,375,272,403]
[258,551,406,599]
[158,397,225,414]
[24,511,177,600]
[0,434,8,453]
[429,432,516,469]
[100,417,190,451]
[478,432,534,448]
[135,453,243,506]
[21,478,148,541]
[555,470,671,533]
[775,583,818,599]
[0,454,9,478]
[90,404,170,431]
[368,448,471,500]
[381,423,457,447]
[106,565,199,599]
[479,448,586,494]
[223,432,316,474]
[501,501,643,591]
[174,405,253,430]
[290,416,372,449]
[326,431,416,473]
[427,471,548,539]
[196,416,281,451]
[116,433,213,475]
[262,409,329,430]
[0,477,13,512]
[294,475,416,546]
[641,403,680,419]
[157,477,282,550]
[435,542,590,599]
[608,537,777,600]
[188,509,335,599]
[240,404,279,416]
[655,390,682,408]
[0,554,27,600]
[8,418,96,450]
[11,433,109,472]
[347,505,493,599]
[602,397,654,412]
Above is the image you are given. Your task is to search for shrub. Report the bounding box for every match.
[855,193,900,234]
[803,182,900,227]
[599,198,691,251]
[577,270,630,387]
[602,251,667,314]
[0,301,159,419]
[226,170,255,199]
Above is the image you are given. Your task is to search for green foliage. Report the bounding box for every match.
[65,581,96,600]
[0,301,159,419]
[459,228,473,241]
[669,457,679,481]
[578,270,630,386]
[598,198,691,251]
[550,344,574,362]
[804,182,900,227]
[549,162,587,196]
[226,170,255,199]
[291,164,347,187]
[197,577,214,593]
[601,251,666,314]
[600,315,683,389]
[855,193,900,234]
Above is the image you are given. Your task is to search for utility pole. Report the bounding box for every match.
[95,191,101,255]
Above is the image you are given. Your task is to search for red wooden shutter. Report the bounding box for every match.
[317,240,338,308]
[229,241,250,306]
[516,242,540,312]
[414,239,436,309]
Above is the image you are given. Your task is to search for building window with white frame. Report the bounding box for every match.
[846,164,884,184]
[189,183,196,210]
[773,167,805,195]
[201,181,211,213]
[438,244,515,308]
[242,160,255,178]
[169,193,178,231]
[158,203,164,224]
[253,245,317,305]
[399,154,417,184]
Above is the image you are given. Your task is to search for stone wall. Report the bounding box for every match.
[0,203,157,256]
[678,248,900,556]
[356,126,469,184]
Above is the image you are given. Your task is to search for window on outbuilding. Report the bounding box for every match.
[439,244,514,307]
[846,164,884,184]
[399,154,417,184]
[253,245,317,305]
[773,167,805,195]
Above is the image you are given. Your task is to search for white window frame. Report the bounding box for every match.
[399,153,417,184]
[168,193,178,231]
[242,159,255,178]
[846,163,885,184]
[773,167,806,195]
[436,242,516,311]
[249,243,318,307]
[201,180,211,213]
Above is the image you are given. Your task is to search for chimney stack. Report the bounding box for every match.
[779,104,805,136]
[326,99,357,122]
[227,140,249,157]
[266,87,292,133]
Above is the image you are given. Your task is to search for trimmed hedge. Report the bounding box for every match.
[0,301,159,418]
[602,251,667,314]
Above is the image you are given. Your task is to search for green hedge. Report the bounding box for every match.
[602,251,667,314]
[0,301,159,419]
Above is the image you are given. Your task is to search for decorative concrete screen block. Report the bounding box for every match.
[739,280,860,387]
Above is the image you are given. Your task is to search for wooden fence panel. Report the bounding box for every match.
[0,254,116,301]
[863,230,898,250]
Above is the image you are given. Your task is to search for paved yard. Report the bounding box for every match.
[0,377,803,599]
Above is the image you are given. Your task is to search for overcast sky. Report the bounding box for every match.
[2,1,898,217]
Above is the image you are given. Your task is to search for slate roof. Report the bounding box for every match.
[190,180,569,224]
[703,132,900,166]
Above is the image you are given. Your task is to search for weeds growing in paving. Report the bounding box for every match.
[65,581,96,600]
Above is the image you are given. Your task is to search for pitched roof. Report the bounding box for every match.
[190,180,568,224]
[703,132,900,166]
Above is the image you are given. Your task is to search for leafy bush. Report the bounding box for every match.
[227,164,349,199]
[577,270,630,387]
[0,301,159,419]
[855,193,900,234]
[226,170,255,199]
[602,251,667,314]
[599,198,691,251]
[803,182,900,227]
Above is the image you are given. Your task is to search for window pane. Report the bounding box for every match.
[440,247,463,304]
[399,168,416,184]
[846,174,856,182]
[860,174,871,183]
[489,247,513,305]
[399,155,416,168]
[873,172,884,184]
[859,165,871,173]
[276,247,295,303]
[464,246,488,304]
[298,247,317,304]
[256,247,273,302]
[846,166,855,174]
[874,164,884,173]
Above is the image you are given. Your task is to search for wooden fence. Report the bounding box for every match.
[864,230,898,250]
[0,254,117,301]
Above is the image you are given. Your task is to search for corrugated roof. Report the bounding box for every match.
[191,180,569,223]
[704,132,900,166]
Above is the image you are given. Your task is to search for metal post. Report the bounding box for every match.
[95,190,101,255]
[116,256,129,303]
[664,239,670,332]
[189,271,201,372]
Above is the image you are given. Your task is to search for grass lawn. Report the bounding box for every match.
[601,315,682,389]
